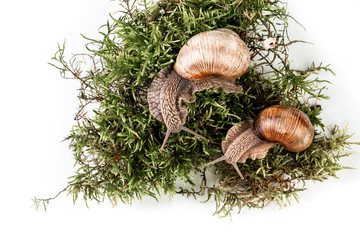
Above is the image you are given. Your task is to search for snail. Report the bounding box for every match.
[202,105,314,179]
[148,28,250,152]
[263,37,277,50]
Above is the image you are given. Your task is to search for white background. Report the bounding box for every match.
[1,0,359,239]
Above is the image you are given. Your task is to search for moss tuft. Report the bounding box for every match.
[34,0,358,216]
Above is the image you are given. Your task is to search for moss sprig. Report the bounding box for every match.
[33,0,358,216]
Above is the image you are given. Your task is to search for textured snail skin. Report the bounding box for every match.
[148,65,245,152]
[148,66,192,133]
[221,121,275,163]
[174,28,250,81]
[203,105,314,180]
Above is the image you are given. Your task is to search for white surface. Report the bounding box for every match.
[1,0,359,239]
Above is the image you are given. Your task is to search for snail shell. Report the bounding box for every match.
[174,28,250,81]
[253,105,314,152]
[203,105,314,179]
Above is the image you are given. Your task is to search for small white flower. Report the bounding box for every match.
[263,38,277,50]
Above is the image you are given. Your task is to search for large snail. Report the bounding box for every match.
[148,28,250,152]
[203,105,314,179]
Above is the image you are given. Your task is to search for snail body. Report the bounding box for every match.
[148,28,250,152]
[148,66,209,152]
[203,105,314,179]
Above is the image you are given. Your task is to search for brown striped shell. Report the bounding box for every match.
[173,28,250,81]
[253,105,314,152]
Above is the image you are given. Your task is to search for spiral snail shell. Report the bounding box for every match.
[148,28,250,152]
[203,105,314,179]
[174,28,250,81]
[253,105,314,152]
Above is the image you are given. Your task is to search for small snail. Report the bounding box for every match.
[203,105,314,179]
[148,28,250,152]
[263,37,277,50]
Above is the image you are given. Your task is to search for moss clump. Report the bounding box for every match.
[34,0,357,216]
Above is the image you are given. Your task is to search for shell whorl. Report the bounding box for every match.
[253,105,314,152]
[173,28,250,81]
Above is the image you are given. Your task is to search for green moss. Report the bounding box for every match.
[34,0,358,216]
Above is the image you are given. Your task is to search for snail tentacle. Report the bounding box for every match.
[159,128,172,153]
[180,126,209,142]
[231,162,244,180]
[202,155,227,167]
[202,155,245,179]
